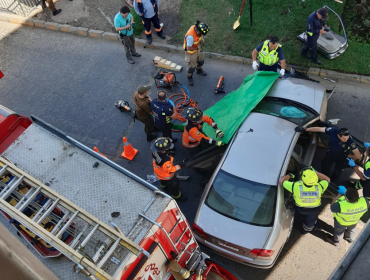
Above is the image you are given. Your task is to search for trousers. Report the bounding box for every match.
[41,0,56,12]
[301,33,319,62]
[296,206,321,232]
[321,153,348,183]
[258,62,278,72]
[160,176,180,198]
[137,115,155,137]
[156,122,173,139]
[120,34,136,59]
[142,13,163,39]
[185,51,204,76]
[333,218,357,243]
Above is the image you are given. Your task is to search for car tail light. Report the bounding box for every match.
[192,223,207,239]
[249,249,274,257]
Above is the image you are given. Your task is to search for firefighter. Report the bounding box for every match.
[295,126,361,183]
[133,0,166,44]
[326,187,369,246]
[152,137,187,201]
[279,167,330,235]
[184,21,209,86]
[151,91,177,142]
[182,107,224,149]
[251,36,286,76]
[301,8,329,65]
[347,143,370,199]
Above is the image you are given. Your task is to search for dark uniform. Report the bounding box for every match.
[354,158,370,198]
[301,11,326,63]
[255,41,285,72]
[321,127,357,183]
[133,91,155,140]
[151,99,174,139]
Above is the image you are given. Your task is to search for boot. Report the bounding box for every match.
[147,133,158,142]
[188,76,194,86]
[52,9,62,16]
[132,53,141,57]
[158,33,166,39]
[127,57,135,64]
[196,69,207,76]
[147,37,152,44]
[325,234,340,247]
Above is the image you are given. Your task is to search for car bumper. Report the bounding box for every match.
[195,233,277,269]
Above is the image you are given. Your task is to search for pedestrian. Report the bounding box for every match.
[151,91,177,142]
[295,126,361,183]
[347,143,370,198]
[133,0,166,44]
[41,0,61,16]
[326,187,369,246]
[251,36,286,76]
[301,8,329,65]
[184,21,209,86]
[132,85,158,142]
[279,167,330,235]
[182,107,224,149]
[114,6,141,64]
[152,137,187,201]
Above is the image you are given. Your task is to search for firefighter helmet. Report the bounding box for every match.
[301,167,318,186]
[182,107,203,122]
[151,137,174,152]
[195,21,209,35]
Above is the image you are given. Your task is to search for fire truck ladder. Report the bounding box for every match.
[0,157,150,280]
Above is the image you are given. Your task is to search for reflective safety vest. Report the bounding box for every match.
[258,40,282,66]
[292,181,324,208]
[183,25,202,55]
[334,196,368,226]
[182,115,216,148]
[153,156,180,180]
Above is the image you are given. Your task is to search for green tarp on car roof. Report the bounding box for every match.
[203,71,280,144]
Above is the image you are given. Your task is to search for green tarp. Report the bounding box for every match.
[203,71,279,143]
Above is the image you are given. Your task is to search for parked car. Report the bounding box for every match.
[192,77,330,268]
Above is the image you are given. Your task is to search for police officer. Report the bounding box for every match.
[152,137,187,201]
[326,187,369,246]
[252,36,286,76]
[279,167,330,234]
[301,8,329,65]
[182,107,224,149]
[151,91,177,142]
[347,143,370,198]
[184,21,209,86]
[133,85,158,141]
[296,126,361,183]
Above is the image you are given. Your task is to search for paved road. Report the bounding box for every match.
[1,22,370,280]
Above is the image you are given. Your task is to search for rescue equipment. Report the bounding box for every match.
[214,76,226,94]
[154,70,179,92]
[115,100,134,113]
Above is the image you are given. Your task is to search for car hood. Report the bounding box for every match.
[197,204,272,251]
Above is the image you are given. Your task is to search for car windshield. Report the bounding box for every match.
[252,97,317,126]
[205,170,277,227]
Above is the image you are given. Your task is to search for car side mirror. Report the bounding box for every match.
[328,119,342,125]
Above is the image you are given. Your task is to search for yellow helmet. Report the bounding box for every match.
[301,168,318,186]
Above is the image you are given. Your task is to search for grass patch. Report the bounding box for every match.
[176,0,370,75]
[131,8,144,36]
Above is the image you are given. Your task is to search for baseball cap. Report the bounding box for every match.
[318,8,329,20]
[137,85,151,95]
[338,128,350,136]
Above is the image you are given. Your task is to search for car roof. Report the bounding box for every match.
[266,78,325,114]
[221,113,296,185]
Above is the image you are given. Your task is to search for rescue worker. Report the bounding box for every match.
[326,187,370,246]
[301,8,329,65]
[184,21,209,86]
[347,143,370,198]
[41,0,62,16]
[152,137,187,201]
[133,0,166,45]
[133,85,158,141]
[182,107,224,149]
[279,167,330,234]
[295,126,361,183]
[151,91,177,142]
[252,36,286,76]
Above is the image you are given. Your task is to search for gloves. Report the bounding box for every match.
[252,61,258,70]
[280,69,285,76]
[215,141,224,147]
[364,142,370,148]
[289,173,295,179]
[337,185,347,195]
[215,129,225,138]
[295,126,306,133]
[347,158,356,167]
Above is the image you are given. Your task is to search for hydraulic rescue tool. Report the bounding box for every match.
[214,76,226,94]
[115,100,134,113]
[154,70,179,92]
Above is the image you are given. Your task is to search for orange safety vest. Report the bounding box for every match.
[183,25,202,55]
[153,156,180,180]
[182,115,216,148]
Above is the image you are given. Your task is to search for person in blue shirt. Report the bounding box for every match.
[301,8,329,65]
[151,91,177,142]
[295,126,361,183]
[114,6,141,64]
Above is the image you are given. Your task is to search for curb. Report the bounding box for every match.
[1,12,369,84]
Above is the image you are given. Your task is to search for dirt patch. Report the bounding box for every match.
[341,0,370,43]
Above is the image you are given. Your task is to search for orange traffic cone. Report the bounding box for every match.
[121,137,138,160]
[93,146,107,158]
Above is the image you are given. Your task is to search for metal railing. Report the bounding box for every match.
[0,0,41,17]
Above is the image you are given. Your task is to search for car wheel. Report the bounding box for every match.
[286,216,295,243]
